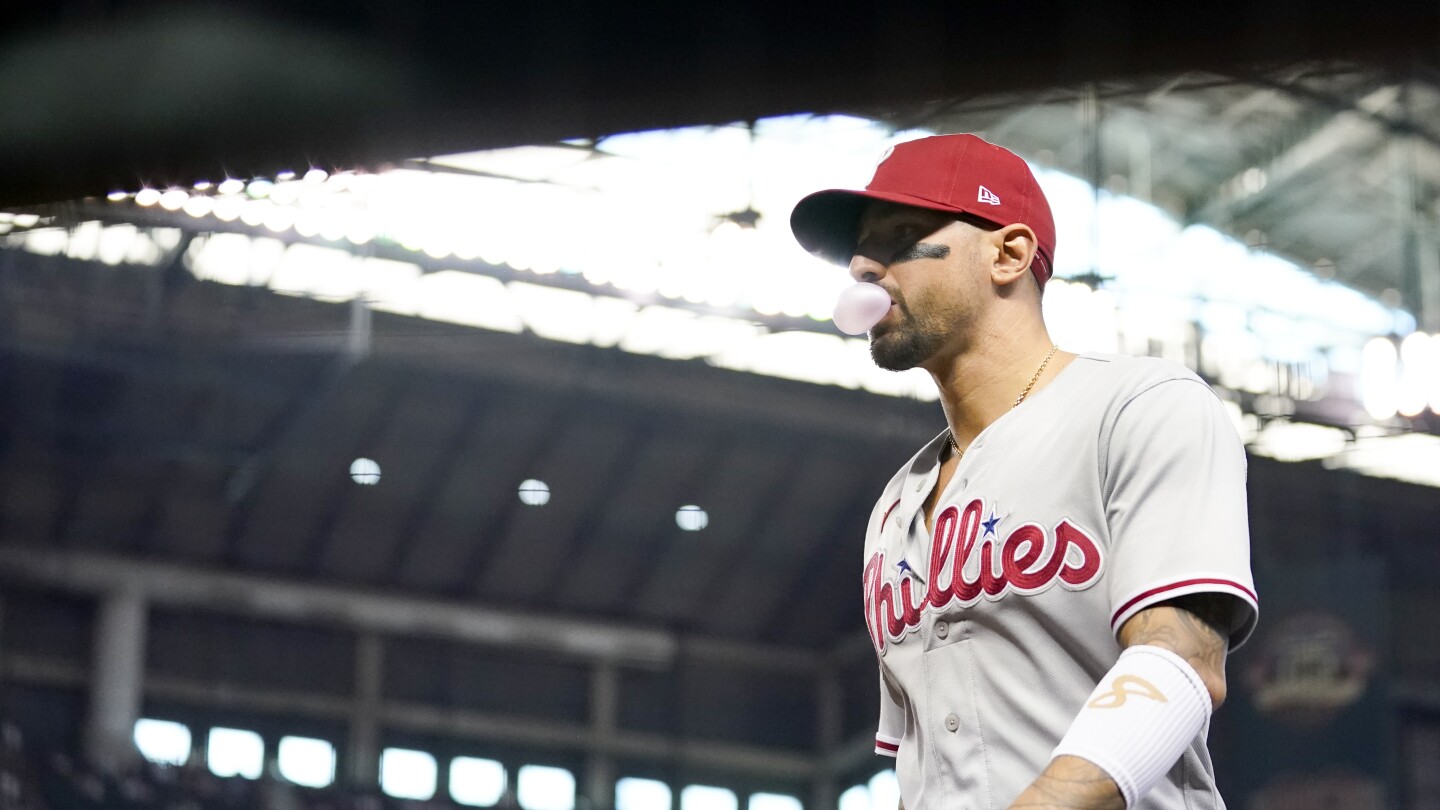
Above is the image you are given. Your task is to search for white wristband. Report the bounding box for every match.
[1051,645,1212,807]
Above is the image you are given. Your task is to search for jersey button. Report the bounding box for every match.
[935,622,948,639]
[944,713,959,732]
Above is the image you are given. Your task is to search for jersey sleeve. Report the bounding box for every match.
[1101,378,1259,648]
[874,664,905,757]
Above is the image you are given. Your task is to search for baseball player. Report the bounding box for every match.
[790,134,1257,809]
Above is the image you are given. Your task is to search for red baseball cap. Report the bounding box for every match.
[790,134,1056,286]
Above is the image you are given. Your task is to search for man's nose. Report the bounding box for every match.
[849,253,887,283]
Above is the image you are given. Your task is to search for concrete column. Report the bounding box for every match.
[586,663,620,810]
[1127,126,1153,204]
[346,632,384,789]
[83,588,148,774]
[1419,240,1440,334]
[433,748,451,804]
[1078,83,1106,290]
[812,669,843,810]
[347,292,373,363]
[1389,84,1440,334]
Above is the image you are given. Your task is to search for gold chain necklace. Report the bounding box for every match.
[948,344,1059,461]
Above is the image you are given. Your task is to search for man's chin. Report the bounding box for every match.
[869,334,921,372]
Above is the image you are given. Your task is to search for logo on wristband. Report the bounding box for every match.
[1089,675,1169,708]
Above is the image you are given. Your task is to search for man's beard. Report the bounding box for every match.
[869,313,947,371]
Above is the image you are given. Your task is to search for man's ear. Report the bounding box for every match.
[990,223,1038,288]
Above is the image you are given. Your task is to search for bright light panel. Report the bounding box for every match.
[381,747,437,800]
[207,727,263,779]
[350,457,381,485]
[23,228,68,257]
[675,505,708,532]
[518,479,551,506]
[133,719,190,766]
[357,257,423,313]
[451,757,506,807]
[748,793,802,810]
[511,282,606,344]
[1398,332,1435,417]
[680,785,737,810]
[867,771,899,810]
[276,736,335,788]
[270,243,361,301]
[418,271,523,333]
[1361,337,1399,420]
[517,764,575,810]
[616,777,672,810]
[838,785,870,810]
[1248,420,1350,463]
[1326,431,1440,488]
[97,224,139,266]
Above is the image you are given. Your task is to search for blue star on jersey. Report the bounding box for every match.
[981,507,1004,538]
[896,558,926,584]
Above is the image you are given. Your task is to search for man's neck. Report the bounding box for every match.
[927,318,1065,449]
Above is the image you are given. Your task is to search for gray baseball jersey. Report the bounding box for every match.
[864,352,1258,809]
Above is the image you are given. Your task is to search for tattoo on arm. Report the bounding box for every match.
[1118,593,1233,707]
[1006,755,1124,810]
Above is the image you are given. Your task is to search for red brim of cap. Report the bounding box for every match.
[789,187,1053,284]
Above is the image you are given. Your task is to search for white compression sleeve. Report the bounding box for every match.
[1051,645,1212,807]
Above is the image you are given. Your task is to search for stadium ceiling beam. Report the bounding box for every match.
[1252,72,1440,148]
[0,545,821,674]
[1189,83,1402,227]
[1327,149,1440,245]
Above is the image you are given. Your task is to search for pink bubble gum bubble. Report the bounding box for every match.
[832,282,892,335]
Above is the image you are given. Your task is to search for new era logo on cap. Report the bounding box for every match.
[977,185,1001,205]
